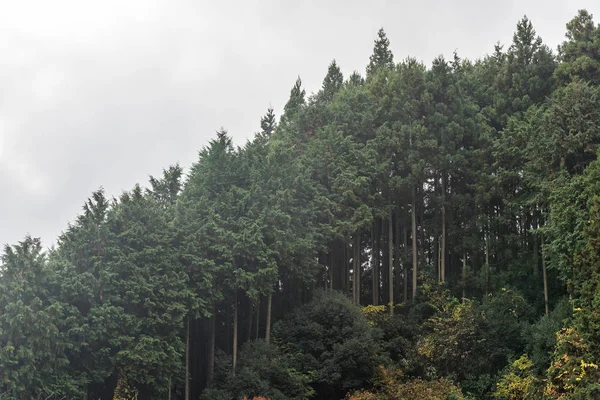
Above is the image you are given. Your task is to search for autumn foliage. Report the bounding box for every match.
[347,366,464,400]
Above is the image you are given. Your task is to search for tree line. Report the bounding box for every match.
[1,9,600,400]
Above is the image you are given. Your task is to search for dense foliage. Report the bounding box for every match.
[2,9,600,400]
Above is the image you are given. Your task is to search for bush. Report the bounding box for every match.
[347,366,465,400]
[231,340,313,400]
[274,290,383,399]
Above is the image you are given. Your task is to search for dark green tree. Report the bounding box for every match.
[367,28,394,76]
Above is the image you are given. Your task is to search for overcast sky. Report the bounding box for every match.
[0,0,598,249]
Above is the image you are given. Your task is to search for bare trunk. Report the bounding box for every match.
[255,298,260,340]
[357,233,361,305]
[344,241,350,295]
[232,294,238,376]
[541,234,549,316]
[403,219,408,302]
[419,187,425,269]
[207,306,216,386]
[533,216,539,277]
[485,230,490,296]
[247,298,253,343]
[185,317,190,400]
[394,204,401,304]
[441,196,446,283]
[533,234,539,277]
[412,186,418,299]
[265,292,272,344]
[388,209,394,315]
[438,237,442,281]
[462,252,467,301]
[372,223,379,305]
[327,250,334,291]
[382,219,389,306]
[353,231,361,304]
[439,174,446,282]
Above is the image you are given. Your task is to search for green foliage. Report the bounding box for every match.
[228,341,314,400]
[524,298,572,374]
[3,9,600,400]
[274,291,383,399]
[0,237,69,399]
[555,9,600,85]
[366,28,394,76]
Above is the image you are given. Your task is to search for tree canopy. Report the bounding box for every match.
[2,11,600,400]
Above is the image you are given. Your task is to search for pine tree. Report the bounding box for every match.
[260,107,277,136]
[347,71,365,86]
[555,9,600,85]
[367,28,394,76]
[322,59,344,101]
[280,77,306,127]
[148,164,183,206]
[0,237,68,399]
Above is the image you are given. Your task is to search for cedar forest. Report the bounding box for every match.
[2,9,600,400]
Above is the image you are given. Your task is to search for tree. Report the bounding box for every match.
[103,185,192,397]
[273,291,382,400]
[555,9,600,85]
[367,28,394,76]
[147,164,183,206]
[0,237,69,399]
[322,60,344,102]
[260,107,277,137]
[279,77,306,128]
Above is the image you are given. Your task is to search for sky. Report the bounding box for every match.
[0,0,598,249]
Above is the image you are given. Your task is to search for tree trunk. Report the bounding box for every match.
[226,305,231,354]
[185,316,190,400]
[441,180,447,283]
[485,229,490,296]
[412,186,418,299]
[394,205,401,304]
[247,298,253,343]
[419,187,425,269]
[357,232,361,305]
[372,222,379,305]
[328,251,333,290]
[403,218,408,302]
[388,209,394,315]
[207,306,216,387]
[382,218,389,306]
[265,292,272,344]
[232,294,238,376]
[462,252,467,301]
[541,234,549,316]
[344,241,350,295]
[437,238,442,282]
[255,298,260,340]
[353,231,361,304]
[533,216,539,277]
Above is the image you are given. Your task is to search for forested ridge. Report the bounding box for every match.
[2,9,600,400]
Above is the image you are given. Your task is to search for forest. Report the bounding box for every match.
[2,8,600,400]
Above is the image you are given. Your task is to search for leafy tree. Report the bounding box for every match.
[274,291,382,400]
[228,341,314,400]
